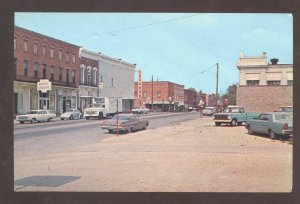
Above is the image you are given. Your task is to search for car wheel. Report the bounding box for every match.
[269,130,278,140]
[215,122,221,126]
[31,118,36,123]
[69,115,74,120]
[247,126,254,135]
[98,112,103,120]
[281,134,289,140]
[108,129,114,134]
[85,117,90,120]
[128,127,133,133]
[19,121,24,124]
[231,119,237,126]
[47,117,52,122]
[80,114,83,119]
[237,122,243,126]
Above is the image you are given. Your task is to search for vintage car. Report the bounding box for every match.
[100,113,149,133]
[16,110,56,124]
[245,112,293,139]
[131,107,149,114]
[202,107,216,116]
[60,109,83,120]
[213,105,260,126]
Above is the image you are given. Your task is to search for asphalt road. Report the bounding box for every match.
[14,111,200,156]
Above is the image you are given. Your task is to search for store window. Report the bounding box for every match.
[23,60,29,77]
[267,81,280,86]
[246,80,259,86]
[34,62,39,79]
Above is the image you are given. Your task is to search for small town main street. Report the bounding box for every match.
[14,112,292,192]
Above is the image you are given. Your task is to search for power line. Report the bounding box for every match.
[69,13,205,41]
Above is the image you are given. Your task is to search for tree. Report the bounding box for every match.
[221,84,237,105]
[187,87,197,92]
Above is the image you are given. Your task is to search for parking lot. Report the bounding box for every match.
[14,116,292,192]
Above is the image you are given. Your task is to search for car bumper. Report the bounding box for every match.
[16,119,31,122]
[282,130,293,135]
[101,125,127,131]
[84,114,99,117]
[213,119,231,123]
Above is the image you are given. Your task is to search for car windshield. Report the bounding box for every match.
[274,114,293,121]
[27,111,39,114]
[112,115,131,120]
[224,108,239,113]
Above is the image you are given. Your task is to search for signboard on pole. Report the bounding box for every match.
[37,79,52,93]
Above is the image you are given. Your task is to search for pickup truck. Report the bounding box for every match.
[213,105,260,126]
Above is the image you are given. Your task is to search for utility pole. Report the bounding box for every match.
[151,75,154,111]
[216,63,219,107]
[116,98,119,136]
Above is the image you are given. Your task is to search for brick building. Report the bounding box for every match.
[236,52,293,112]
[184,89,197,108]
[134,81,184,112]
[79,49,99,111]
[14,26,80,114]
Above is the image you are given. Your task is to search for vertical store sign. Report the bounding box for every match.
[138,69,142,98]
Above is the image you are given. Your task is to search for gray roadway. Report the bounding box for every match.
[14,112,200,157]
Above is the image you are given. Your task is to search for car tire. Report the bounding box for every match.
[128,127,133,133]
[231,119,237,126]
[85,117,90,120]
[281,134,289,140]
[215,122,221,126]
[80,114,83,119]
[108,130,114,134]
[237,122,243,126]
[247,126,254,135]
[47,117,52,122]
[19,121,24,124]
[269,130,278,140]
[31,118,36,123]
[98,112,103,120]
[69,115,74,120]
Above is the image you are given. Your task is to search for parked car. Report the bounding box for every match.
[245,112,293,139]
[202,107,216,116]
[213,105,260,126]
[60,109,83,120]
[277,106,293,113]
[132,107,149,114]
[100,113,149,133]
[16,110,56,124]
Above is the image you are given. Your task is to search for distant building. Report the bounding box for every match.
[236,52,293,112]
[184,89,197,108]
[14,26,80,114]
[134,81,184,112]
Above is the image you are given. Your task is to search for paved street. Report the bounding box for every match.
[14,112,292,192]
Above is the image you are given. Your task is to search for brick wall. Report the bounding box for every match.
[236,85,293,112]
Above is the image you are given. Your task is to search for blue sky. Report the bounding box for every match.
[15,13,293,94]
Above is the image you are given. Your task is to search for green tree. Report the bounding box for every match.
[221,84,237,105]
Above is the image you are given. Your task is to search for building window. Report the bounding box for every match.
[157,91,161,98]
[23,40,28,52]
[42,64,47,79]
[59,50,63,60]
[134,91,137,97]
[33,43,38,55]
[100,75,103,83]
[111,77,114,87]
[80,67,84,83]
[66,69,69,84]
[72,70,75,83]
[34,62,38,79]
[50,65,54,80]
[267,81,280,86]
[93,69,97,85]
[59,67,63,81]
[23,60,29,77]
[287,80,293,85]
[87,68,91,82]
[50,48,54,59]
[72,54,76,63]
[143,91,147,98]
[246,80,259,86]
[14,38,17,50]
[42,45,47,56]
[66,51,69,62]
[14,58,17,79]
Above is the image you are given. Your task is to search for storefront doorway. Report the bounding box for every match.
[39,91,50,110]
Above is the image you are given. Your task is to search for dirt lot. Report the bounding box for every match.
[14,117,292,192]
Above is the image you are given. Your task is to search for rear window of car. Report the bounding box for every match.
[27,111,38,114]
[275,114,293,121]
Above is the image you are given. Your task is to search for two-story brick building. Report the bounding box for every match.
[236,52,293,112]
[134,81,185,112]
[184,89,197,108]
[14,26,80,114]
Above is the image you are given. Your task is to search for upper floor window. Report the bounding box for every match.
[72,54,76,63]
[287,80,293,86]
[14,38,17,50]
[134,91,137,97]
[87,68,91,82]
[72,70,75,83]
[66,69,69,83]
[80,67,85,83]
[23,60,29,77]
[59,67,63,81]
[34,62,39,79]
[50,65,54,80]
[50,48,54,59]
[267,80,280,86]
[42,45,47,56]
[100,75,103,83]
[42,64,47,79]
[111,77,114,87]
[59,50,63,60]
[143,91,147,98]
[246,80,259,86]
[93,69,97,84]
[33,43,38,55]
[157,91,161,98]
[23,40,28,52]
[66,51,69,62]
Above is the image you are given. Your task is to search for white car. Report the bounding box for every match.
[202,107,216,116]
[132,107,149,114]
[16,110,56,124]
[60,109,83,120]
